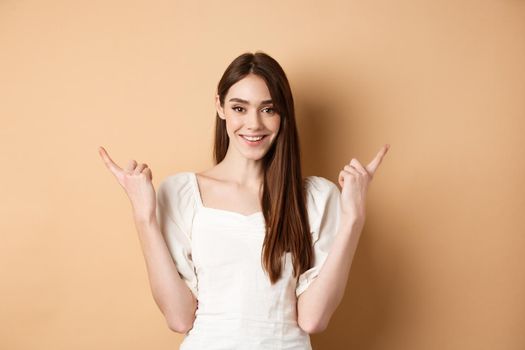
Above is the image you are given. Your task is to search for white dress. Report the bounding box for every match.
[155,171,341,350]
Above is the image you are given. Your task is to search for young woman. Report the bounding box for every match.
[99,51,389,349]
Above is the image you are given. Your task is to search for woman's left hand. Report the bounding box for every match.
[338,144,390,229]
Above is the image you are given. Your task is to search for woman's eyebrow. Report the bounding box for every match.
[228,98,273,105]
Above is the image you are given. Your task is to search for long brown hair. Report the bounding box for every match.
[213,51,312,284]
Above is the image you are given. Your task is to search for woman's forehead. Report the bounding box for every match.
[226,79,272,104]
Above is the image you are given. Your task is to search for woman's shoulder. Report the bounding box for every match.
[157,171,197,207]
[303,175,341,242]
[159,171,193,185]
[158,171,195,190]
[304,175,340,196]
[303,175,340,218]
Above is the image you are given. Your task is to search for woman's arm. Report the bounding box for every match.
[134,216,197,333]
[297,145,389,333]
[296,218,362,334]
[97,146,197,333]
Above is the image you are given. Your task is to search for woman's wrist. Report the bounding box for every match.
[133,212,158,229]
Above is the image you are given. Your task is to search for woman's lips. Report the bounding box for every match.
[239,134,267,146]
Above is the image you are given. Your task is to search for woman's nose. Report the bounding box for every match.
[245,110,263,129]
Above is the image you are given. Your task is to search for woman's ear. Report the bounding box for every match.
[215,94,225,120]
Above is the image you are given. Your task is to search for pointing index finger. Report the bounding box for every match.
[98,146,123,174]
[366,144,390,177]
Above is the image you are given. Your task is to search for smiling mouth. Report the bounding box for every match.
[239,134,268,145]
[241,135,266,141]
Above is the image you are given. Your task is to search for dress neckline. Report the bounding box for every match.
[190,172,264,219]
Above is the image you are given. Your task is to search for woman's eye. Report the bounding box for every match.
[231,106,275,114]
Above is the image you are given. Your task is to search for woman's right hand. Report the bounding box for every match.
[98,146,157,224]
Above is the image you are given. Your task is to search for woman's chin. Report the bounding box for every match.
[236,147,268,160]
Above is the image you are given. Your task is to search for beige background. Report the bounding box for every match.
[1,0,524,349]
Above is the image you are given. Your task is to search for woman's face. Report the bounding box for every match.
[216,73,281,160]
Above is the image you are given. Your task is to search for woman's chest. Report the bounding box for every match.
[191,209,267,269]
[190,209,298,307]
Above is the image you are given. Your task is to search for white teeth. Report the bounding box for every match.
[242,135,264,141]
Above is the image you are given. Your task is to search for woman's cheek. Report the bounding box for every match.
[232,119,244,130]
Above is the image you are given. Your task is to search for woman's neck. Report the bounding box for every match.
[212,149,264,188]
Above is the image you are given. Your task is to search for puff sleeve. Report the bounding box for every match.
[155,172,199,299]
[295,176,341,298]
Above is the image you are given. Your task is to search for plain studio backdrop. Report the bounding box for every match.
[1,0,524,349]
